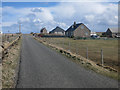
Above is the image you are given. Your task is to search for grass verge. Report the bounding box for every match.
[2,37,22,88]
[34,37,119,80]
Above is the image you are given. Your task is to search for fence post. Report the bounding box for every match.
[75,44,78,60]
[101,49,104,66]
[54,38,56,45]
[86,47,88,59]
[76,44,77,54]
[50,37,51,44]
[62,39,64,49]
[68,41,70,52]
[7,36,9,42]
[50,37,52,44]
[56,38,57,45]
[47,37,49,44]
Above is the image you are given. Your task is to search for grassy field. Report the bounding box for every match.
[39,37,119,70]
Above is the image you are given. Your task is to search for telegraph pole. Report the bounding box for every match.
[19,23,21,33]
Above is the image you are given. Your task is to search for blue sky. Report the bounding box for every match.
[2,2,59,8]
[2,2,118,33]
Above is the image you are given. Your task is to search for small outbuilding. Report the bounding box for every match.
[65,22,91,37]
[106,28,120,38]
[40,28,47,34]
[49,26,65,35]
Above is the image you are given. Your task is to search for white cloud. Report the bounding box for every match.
[2,22,17,26]
[85,15,95,22]
[51,2,118,28]
[2,2,118,33]
[19,17,30,22]
[33,18,42,23]
[115,16,118,19]
[2,6,68,33]
[49,4,75,19]
[35,8,54,21]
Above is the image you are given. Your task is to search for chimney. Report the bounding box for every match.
[74,21,76,28]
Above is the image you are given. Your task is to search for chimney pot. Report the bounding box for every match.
[74,21,76,28]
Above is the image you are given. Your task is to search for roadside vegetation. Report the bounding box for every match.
[34,37,119,80]
[36,37,118,70]
[2,34,20,48]
[1,34,22,88]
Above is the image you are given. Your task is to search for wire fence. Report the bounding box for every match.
[37,37,118,70]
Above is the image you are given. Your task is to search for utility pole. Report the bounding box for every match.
[19,23,21,33]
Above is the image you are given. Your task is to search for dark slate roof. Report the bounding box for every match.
[41,28,46,32]
[50,26,65,33]
[108,28,120,33]
[66,23,83,32]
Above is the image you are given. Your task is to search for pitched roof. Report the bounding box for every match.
[66,23,83,32]
[41,28,47,31]
[50,26,65,33]
[108,28,119,33]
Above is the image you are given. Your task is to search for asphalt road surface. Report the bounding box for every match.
[17,35,118,88]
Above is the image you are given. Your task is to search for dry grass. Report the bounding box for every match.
[34,37,119,80]
[2,38,21,88]
[0,64,2,89]
[2,34,20,47]
[38,37,119,70]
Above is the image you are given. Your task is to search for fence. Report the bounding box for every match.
[0,34,21,62]
[2,34,20,44]
[37,37,118,71]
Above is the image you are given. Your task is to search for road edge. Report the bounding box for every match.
[14,36,22,88]
[33,37,119,81]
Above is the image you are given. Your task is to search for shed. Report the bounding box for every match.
[40,28,47,34]
[106,28,120,38]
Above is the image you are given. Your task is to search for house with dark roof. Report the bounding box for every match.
[106,28,120,38]
[49,26,65,35]
[40,27,47,34]
[65,22,91,37]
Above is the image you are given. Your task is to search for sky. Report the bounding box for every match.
[1,1,118,33]
[2,0,119,2]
